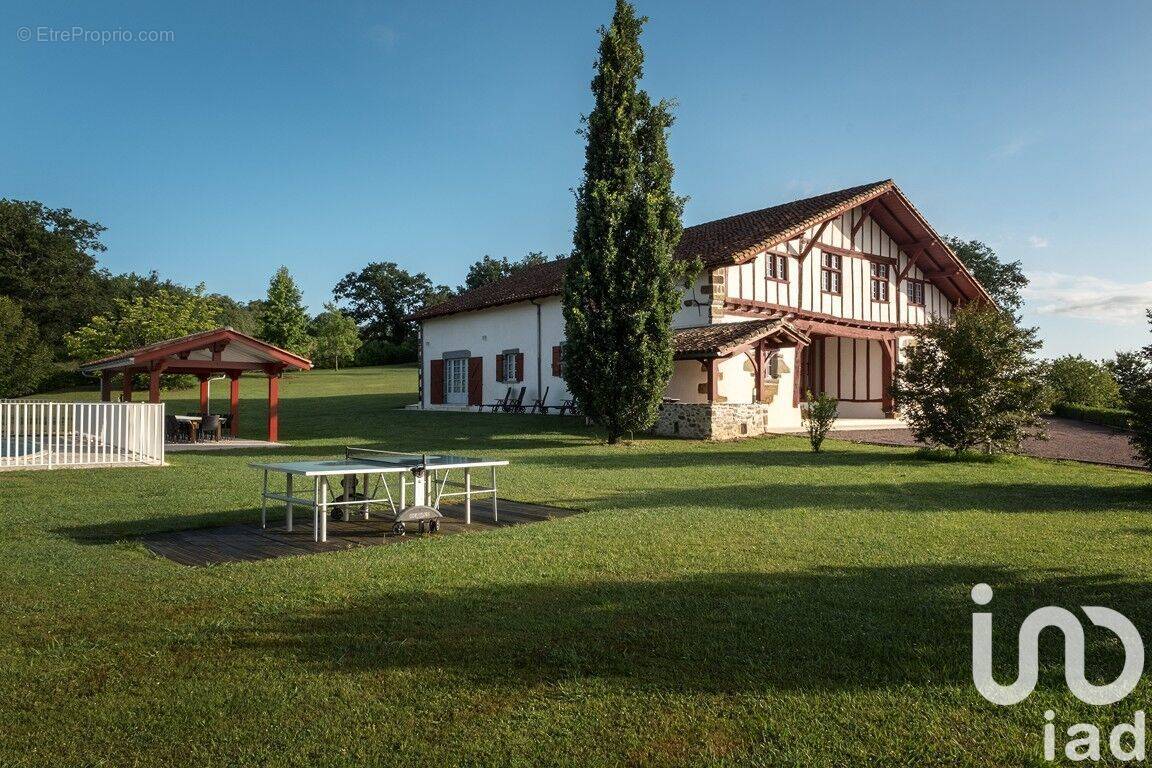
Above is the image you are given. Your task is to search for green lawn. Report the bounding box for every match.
[2,366,1149,766]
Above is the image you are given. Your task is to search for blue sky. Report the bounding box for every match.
[3,0,1151,358]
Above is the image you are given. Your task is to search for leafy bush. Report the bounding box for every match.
[1052,402,1132,430]
[892,304,1048,455]
[802,390,839,453]
[1044,354,1122,409]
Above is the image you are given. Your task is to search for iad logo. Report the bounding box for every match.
[971,583,1147,762]
[971,583,1144,706]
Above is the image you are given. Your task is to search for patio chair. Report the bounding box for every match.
[555,398,580,417]
[528,387,550,414]
[502,387,528,413]
[198,414,223,442]
[482,386,513,413]
[164,414,183,442]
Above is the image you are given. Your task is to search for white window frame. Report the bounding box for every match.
[444,357,468,405]
[502,353,518,383]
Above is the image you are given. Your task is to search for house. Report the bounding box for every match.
[408,180,992,439]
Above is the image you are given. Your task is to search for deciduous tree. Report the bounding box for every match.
[332,261,450,347]
[944,237,1028,315]
[460,252,549,292]
[1125,311,1152,468]
[892,303,1048,455]
[0,199,107,347]
[308,303,361,370]
[0,296,53,398]
[563,0,690,444]
[1044,354,1122,409]
[64,285,221,362]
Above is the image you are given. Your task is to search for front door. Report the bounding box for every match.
[444,357,468,405]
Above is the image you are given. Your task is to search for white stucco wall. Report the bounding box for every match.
[420,297,569,409]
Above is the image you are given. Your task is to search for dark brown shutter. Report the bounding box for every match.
[467,357,483,406]
[495,354,505,383]
[515,353,524,382]
[551,346,562,376]
[429,359,445,405]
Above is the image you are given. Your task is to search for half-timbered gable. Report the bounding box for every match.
[410,179,993,439]
[723,208,954,325]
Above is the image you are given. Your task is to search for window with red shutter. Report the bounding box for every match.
[495,354,505,382]
[515,352,524,382]
[467,357,483,406]
[551,345,563,376]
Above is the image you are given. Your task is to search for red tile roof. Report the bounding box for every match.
[410,179,989,320]
[672,317,808,359]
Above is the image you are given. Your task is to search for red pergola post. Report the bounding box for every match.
[267,373,280,442]
[198,375,210,414]
[121,372,134,402]
[99,371,113,402]
[229,374,241,437]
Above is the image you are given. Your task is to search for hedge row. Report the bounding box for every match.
[1053,402,1133,430]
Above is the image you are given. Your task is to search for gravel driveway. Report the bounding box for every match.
[832,417,1145,469]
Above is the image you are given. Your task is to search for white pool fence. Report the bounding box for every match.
[0,400,166,470]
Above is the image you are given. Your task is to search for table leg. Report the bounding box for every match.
[492,465,498,523]
[261,469,268,529]
[400,474,406,510]
[312,478,319,542]
[362,474,370,519]
[465,468,471,525]
[341,474,351,522]
[286,474,294,532]
[319,477,329,542]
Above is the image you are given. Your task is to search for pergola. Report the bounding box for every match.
[79,327,312,441]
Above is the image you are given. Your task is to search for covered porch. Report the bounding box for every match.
[654,316,810,439]
[79,327,312,443]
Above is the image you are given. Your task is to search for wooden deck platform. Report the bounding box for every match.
[140,499,580,566]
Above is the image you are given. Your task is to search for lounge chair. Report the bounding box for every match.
[555,398,579,416]
[503,387,528,413]
[529,387,550,414]
[482,386,513,413]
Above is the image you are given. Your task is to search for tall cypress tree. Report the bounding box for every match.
[563,0,688,444]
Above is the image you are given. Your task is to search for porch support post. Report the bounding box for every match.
[881,339,897,417]
[99,371,113,402]
[148,365,163,404]
[755,341,765,403]
[121,371,134,402]
[229,374,241,437]
[793,342,808,407]
[198,376,210,414]
[706,359,718,403]
[267,371,280,442]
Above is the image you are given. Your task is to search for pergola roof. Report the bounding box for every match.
[79,327,312,374]
[672,317,809,360]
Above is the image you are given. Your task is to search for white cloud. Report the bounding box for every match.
[1027,235,1049,249]
[1024,271,1152,324]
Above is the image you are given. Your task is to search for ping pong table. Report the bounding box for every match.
[249,448,509,542]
